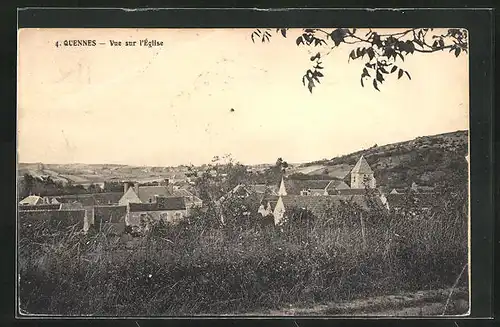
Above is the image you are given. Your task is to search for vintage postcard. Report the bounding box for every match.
[17,27,470,317]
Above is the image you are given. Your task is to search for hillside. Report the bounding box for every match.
[18,130,468,190]
[294,130,468,189]
[17,163,189,186]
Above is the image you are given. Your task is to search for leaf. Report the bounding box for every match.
[362,67,370,77]
[398,53,405,61]
[296,37,304,46]
[406,40,415,54]
[376,71,384,83]
[307,80,315,93]
[379,66,389,74]
[280,29,287,38]
[367,48,375,60]
[349,50,355,61]
[455,47,461,57]
[405,71,411,80]
[398,69,404,79]
[373,79,380,91]
[310,52,321,61]
[316,71,324,77]
[361,77,364,87]
[390,65,398,73]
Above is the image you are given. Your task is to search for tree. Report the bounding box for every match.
[191,154,252,204]
[251,28,468,92]
[87,183,102,194]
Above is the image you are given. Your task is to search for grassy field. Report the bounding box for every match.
[18,199,468,316]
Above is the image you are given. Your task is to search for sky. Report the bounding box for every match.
[17,28,469,167]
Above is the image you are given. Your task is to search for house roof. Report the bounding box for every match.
[261,194,279,205]
[283,180,334,195]
[129,196,186,212]
[94,205,127,223]
[336,188,380,196]
[19,195,44,206]
[351,155,373,174]
[171,189,193,197]
[135,186,174,203]
[60,202,84,210]
[18,204,61,211]
[247,184,272,194]
[280,194,384,217]
[219,184,275,204]
[51,192,123,206]
[325,180,350,191]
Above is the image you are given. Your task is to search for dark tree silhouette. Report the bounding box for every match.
[251,28,468,92]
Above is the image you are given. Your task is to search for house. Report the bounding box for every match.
[48,192,124,206]
[18,209,86,231]
[118,181,202,214]
[17,203,62,211]
[126,196,188,228]
[217,184,277,206]
[350,155,376,189]
[272,194,386,225]
[19,195,46,206]
[60,202,84,210]
[93,205,128,234]
[258,194,280,217]
[277,177,350,196]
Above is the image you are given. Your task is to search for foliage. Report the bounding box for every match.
[103,181,124,193]
[251,28,468,92]
[19,186,468,315]
[18,173,89,198]
[288,172,340,181]
[186,154,253,204]
[323,130,468,189]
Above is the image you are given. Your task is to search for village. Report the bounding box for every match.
[18,154,440,237]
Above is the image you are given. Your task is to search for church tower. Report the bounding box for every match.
[350,155,376,189]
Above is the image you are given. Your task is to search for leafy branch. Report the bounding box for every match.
[251,28,468,92]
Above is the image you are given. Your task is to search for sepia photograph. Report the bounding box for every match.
[17,26,470,317]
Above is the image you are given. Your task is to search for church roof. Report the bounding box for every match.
[351,155,373,174]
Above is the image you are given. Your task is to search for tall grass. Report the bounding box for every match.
[18,198,468,316]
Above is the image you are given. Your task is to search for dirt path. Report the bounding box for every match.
[237,288,469,316]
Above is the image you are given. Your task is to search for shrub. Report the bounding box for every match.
[18,190,468,316]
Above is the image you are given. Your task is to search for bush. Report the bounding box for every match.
[18,192,468,316]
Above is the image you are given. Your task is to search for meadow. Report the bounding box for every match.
[18,196,469,316]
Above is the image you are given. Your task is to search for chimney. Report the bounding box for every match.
[123,182,129,194]
[134,183,139,196]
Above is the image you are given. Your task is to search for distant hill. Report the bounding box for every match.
[293,130,468,189]
[18,130,468,190]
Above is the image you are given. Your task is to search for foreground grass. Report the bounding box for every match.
[18,205,468,316]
